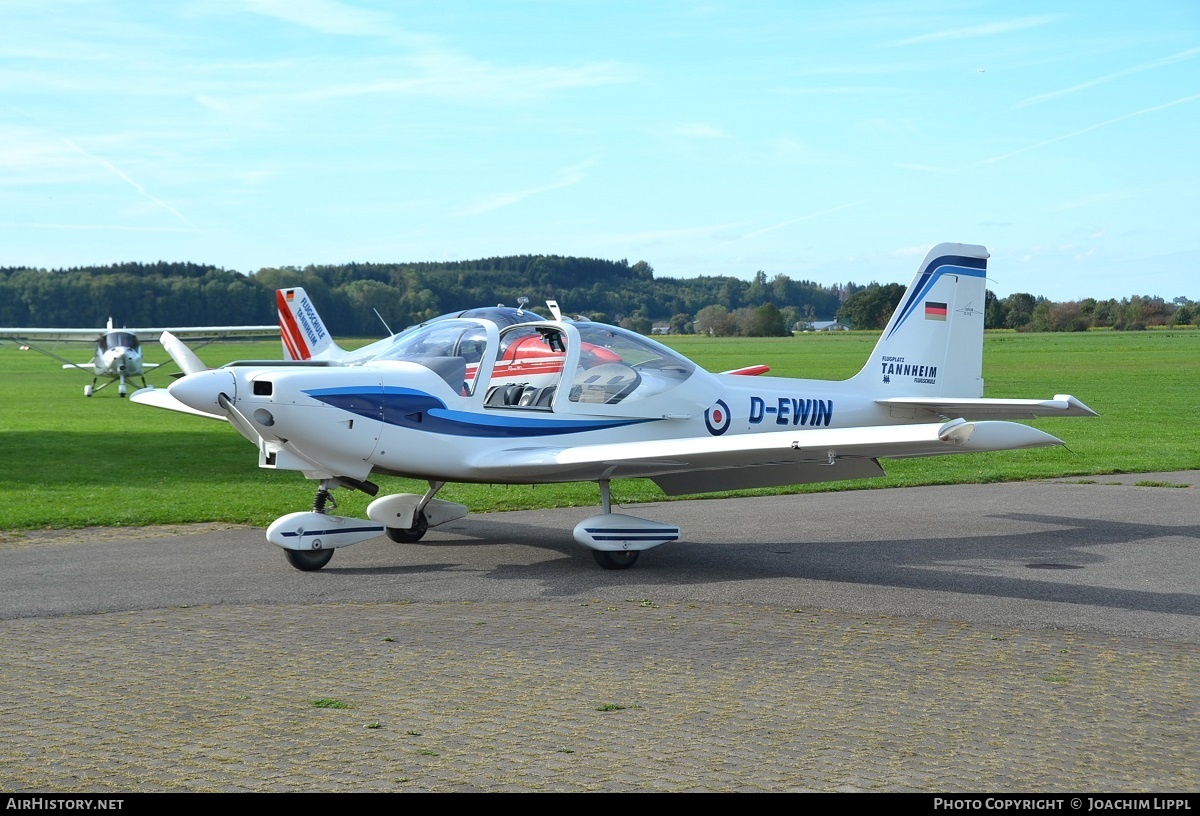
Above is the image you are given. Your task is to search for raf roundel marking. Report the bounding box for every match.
[705,399,731,436]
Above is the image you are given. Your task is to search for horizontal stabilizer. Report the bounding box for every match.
[721,364,771,376]
[877,394,1098,420]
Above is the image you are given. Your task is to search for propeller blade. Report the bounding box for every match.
[159,331,207,376]
[217,391,264,446]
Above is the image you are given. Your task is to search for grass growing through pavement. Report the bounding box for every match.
[310,698,351,709]
[1,329,1196,531]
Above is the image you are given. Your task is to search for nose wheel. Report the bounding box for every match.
[282,484,340,571]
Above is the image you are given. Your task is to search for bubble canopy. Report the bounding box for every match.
[357,313,703,411]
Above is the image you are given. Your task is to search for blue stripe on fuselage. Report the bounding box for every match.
[305,385,652,438]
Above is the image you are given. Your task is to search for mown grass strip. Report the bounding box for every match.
[1,330,1196,530]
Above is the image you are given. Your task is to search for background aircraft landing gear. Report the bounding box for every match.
[386,511,428,543]
[284,548,334,571]
[593,550,639,570]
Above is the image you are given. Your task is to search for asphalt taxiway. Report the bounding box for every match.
[1,473,1197,792]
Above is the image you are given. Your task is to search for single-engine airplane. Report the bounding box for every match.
[132,242,1096,571]
[0,319,279,396]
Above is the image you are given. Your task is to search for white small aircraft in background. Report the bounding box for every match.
[0,319,279,397]
[133,243,1096,571]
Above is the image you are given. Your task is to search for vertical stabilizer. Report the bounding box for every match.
[850,243,989,398]
[276,288,344,361]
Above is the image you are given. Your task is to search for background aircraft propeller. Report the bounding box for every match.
[159,331,208,376]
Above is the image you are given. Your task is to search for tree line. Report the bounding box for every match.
[0,256,1193,337]
[836,286,1197,333]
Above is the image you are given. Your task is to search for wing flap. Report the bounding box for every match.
[652,457,886,495]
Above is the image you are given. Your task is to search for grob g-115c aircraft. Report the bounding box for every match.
[0,319,279,397]
[133,243,1096,571]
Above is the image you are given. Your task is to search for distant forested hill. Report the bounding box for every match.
[0,256,844,336]
[0,255,1192,336]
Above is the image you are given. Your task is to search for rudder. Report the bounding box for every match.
[850,243,989,398]
[276,287,342,361]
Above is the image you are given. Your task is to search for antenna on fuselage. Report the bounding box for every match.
[373,308,395,336]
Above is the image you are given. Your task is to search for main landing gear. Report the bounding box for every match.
[587,481,640,570]
[284,548,334,571]
[385,511,428,543]
[572,480,680,570]
[83,373,146,397]
[382,480,446,543]
[269,477,673,572]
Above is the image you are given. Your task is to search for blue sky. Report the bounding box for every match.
[2,1,1197,302]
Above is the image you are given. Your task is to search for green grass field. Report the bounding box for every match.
[1,329,1196,531]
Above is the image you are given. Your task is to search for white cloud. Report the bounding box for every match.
[668,123,730,139]
[983,93,1200,165]
[1013,47,1200,109]
[883,15,1062,48]
[457,159,599,216]
[241,0,403,38]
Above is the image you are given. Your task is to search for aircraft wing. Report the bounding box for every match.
[876,394,1097,420]
[469,418,1064,496]
[136,326,279,341]
[0,325,277,342]
[0,335,96,369]
[0,327,105,343]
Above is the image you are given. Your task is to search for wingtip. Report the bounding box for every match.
[1054,394,1099,417]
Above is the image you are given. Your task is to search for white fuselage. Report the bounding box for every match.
[93,341,144,378]
[140,244,1097,572]
[170,353,895,487]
